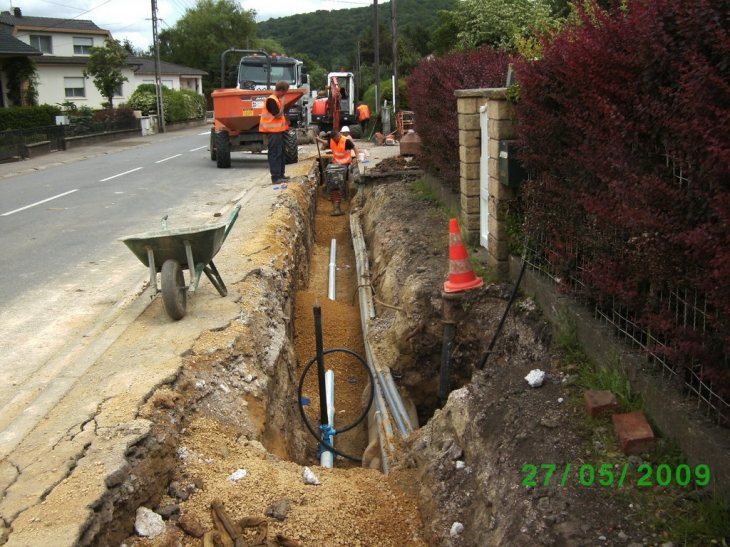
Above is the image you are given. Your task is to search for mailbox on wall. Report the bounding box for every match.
[498,140,527,188]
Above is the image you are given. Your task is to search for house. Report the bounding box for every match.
[126,56,206,95]
[0,8,206,109]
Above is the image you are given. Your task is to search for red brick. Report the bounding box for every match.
[584,390,619,418]
[612,411,656,455]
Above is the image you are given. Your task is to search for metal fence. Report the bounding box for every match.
[522,148,730,428]
[0,118,141,162]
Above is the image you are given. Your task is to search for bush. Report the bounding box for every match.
[128,85,205,122]
[94,107,137,122]
[513,0,730,398]
[0,104,62,130]
[407,47,512,191]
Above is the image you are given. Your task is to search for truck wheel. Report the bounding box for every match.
[215,130,231,168]
[209,128,216,161]
[350,124,363,139]
[284,129,298,164]
[161,259,187,320]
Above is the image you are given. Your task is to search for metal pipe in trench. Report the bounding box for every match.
[328,239,337,301]
[350,213,415,436]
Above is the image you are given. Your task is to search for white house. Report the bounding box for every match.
[0,8,206,109]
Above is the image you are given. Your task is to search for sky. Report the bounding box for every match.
[3,0,371,51]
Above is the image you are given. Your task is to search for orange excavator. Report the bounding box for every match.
[209,49,306,168]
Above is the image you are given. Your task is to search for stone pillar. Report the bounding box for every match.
[454,88,515,278]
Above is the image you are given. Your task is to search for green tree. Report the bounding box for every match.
[158,0,257,95]
[429,10,461,54]
[452,0,556,51]
[83,39,129,108]
[3,57,39,106]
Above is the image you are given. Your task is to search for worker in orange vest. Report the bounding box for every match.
[260,80,291,184]
[356,102,370,138]
[315,130,360,169]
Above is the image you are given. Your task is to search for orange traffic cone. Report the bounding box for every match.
[444,218,484,293]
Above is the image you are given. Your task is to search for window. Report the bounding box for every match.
[73,37,93,55]
[64,77,85,98]
[30,35,52,53]
[114,83,123,97]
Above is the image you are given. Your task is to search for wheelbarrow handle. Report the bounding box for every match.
[223,204,242,242]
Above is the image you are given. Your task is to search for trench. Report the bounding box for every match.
[109,154,429,547]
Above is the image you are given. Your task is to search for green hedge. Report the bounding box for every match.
[127,85,206,122]
[0,104,62,131]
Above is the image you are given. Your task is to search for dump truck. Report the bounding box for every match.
[310,71,361,138]
[209,49,307,168]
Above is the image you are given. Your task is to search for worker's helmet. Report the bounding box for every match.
[340,126,351,134]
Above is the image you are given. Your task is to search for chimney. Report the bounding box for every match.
[13,7,21,17]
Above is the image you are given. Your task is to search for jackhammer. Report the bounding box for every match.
[324,162,349,216]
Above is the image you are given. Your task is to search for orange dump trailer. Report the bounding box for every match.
[209,49,307,168]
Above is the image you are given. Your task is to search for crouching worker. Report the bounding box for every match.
[315,130,360,216]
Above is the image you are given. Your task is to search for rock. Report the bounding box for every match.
[227,469,247,482]
[156,503,180,520]
[444,442,463,461]
[193,477,204,490]
[168,481,190,501]
[525,369,545,388]
[135,507,166,538]
[455,460,465,470]
[617,531,629,542]
[178,513,207,538]
[266,498,292,521]
[450,522,464,537]
[302,466,321,485]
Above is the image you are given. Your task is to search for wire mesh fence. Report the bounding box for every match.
[521,148,730,427]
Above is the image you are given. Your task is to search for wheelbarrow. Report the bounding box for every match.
[119,205,241,320]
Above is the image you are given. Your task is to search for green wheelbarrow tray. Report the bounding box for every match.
[119,205,241,320]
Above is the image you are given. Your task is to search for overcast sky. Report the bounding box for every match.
[2,0,371,51]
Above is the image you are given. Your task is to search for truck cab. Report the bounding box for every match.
[238,53,310,128]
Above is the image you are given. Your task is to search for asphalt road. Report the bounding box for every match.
[0,126,273,424]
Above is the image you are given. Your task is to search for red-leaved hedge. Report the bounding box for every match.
[513,0,730,399]
[407,47,512,192]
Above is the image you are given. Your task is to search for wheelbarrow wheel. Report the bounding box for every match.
[161,259,187,320]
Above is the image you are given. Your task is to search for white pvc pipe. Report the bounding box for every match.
[328,238,337,300]
[320,369,336,468]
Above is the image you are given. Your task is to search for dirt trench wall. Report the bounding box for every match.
[87,183,318,547]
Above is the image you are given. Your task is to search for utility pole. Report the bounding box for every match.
[374,0,380,114]
[151,0,165,133]
[391,0,397,114]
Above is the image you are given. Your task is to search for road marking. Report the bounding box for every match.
[100,167,142,182]
[190,145,207,152]
[198,131,210,135]
[155,154,183,163]
[1,189,79,216]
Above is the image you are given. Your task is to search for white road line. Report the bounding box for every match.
[155,154,183,163]
[190,145,207,152]
[2,189,79,216]
[198,131,210,135]
[100,167,143,182]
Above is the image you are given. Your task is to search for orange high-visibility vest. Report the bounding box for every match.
[260,94,289,133]
[357,104,370,121]
[330,137,352,165]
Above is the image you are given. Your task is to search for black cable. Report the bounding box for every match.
[298,348,375,462]
[477,259,528,370]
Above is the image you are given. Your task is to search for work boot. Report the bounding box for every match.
[331,201,343,216]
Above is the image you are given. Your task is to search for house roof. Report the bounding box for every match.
[0,12,108,34]
[127,56,207,76]
[0,25,42,55]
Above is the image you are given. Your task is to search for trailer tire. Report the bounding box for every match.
[215,130,231,168]
[350,124,363,139]
[209,128,216,161]
[161,259,187,320]
[284,129,298,164]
